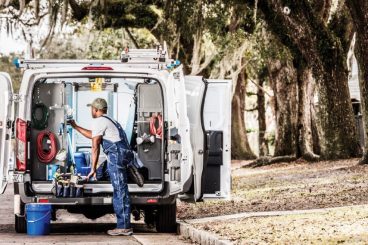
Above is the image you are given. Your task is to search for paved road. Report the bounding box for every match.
[0,183,191,245]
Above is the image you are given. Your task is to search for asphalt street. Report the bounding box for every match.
[0,183,191,245]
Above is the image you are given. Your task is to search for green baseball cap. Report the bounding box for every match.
[87,98,108,110]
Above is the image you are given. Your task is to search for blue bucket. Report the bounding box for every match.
[80,166,91,176]
[74,152,87,170]
[26,204,52,236]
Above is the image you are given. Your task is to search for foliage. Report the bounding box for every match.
[0,53,23,91]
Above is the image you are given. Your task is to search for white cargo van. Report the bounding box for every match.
[0,47,231,233]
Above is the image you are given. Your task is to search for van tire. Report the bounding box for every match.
[155,202,177,233]
[15,214,27,233]
[144,209,155,226]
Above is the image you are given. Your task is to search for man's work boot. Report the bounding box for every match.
[107,228,133,236]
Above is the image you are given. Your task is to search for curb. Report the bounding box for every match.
[177,221,233,245]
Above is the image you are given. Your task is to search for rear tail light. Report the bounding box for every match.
[16,118,28,171]
[38,198,49,203]
[82,66,113,71]
[147,199,158,204]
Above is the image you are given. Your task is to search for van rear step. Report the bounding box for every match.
[32,195,176,206]
[31,183,163,194]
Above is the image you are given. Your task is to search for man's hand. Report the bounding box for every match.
[87,169,96,180]
[69,120,77,129]
[69,120,92,139]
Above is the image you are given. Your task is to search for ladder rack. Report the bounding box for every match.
[120,44,171,64]
[15,43,180,70]
[16,59,123,69]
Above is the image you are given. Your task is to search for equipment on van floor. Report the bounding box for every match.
[32,103,49,130]
[36,131,58,163]
[52,172,86,197]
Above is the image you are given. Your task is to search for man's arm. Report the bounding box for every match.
[87,135,102,179]
[70,120,92,139]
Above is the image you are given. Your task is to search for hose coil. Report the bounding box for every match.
[37,131,58,163]
[32,103,49,130]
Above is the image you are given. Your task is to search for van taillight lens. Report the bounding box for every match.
[16,119,27,171]
[82,66,113,70]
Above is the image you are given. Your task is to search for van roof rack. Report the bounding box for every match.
[120,43,171,64]
[15,43,181,70]
[15,59,123,69]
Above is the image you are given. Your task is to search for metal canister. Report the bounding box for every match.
[56,183,64,197]
[69,185,76,198]
[63,185,70,197]
[75,185,84,197]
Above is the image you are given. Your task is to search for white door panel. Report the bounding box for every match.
[0,73,14,194]
[184,76,206,201]
[167,67,194,195]
[203,79,232,199]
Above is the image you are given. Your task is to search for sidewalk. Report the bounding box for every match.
[179,204,368,244]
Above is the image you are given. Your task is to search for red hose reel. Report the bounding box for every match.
[37,131,58,163]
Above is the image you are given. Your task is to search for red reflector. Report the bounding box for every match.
[82,66,113,70]
[16,118,27,171]
[147,199,158,204]
[38,199,49,203]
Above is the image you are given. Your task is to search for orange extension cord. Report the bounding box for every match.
[37,131,58,163]
[149,114,163,139]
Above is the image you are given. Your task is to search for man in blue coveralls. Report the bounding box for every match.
[70,98,133,236]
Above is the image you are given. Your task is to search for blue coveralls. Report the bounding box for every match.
[100,115,132,229]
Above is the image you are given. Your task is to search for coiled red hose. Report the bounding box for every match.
[150,114,163,139]
[37,131,57,163]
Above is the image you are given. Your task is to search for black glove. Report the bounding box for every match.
[128,165,144,187]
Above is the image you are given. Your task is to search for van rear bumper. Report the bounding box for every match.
[14,182,176,206]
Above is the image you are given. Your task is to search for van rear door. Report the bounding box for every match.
[166,67,194,195]
[202,79,232,199]
[0,73,14,194]
[184,77,232,200]
[183,76,206,201]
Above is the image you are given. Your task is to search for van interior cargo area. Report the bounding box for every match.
[29,77,165,195]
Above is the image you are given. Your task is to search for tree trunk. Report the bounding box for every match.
[256,0,360,159]
[316,66,360,159]
[268,59,298,157]
[257,79,269,156]
[297,65,320,161]
[346,0,368,163]
[231,69,257,160]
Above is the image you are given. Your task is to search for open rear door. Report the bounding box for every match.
[202,79,232,199]
[184,76,206,201]
[183,77,232,200]
[166,67,194,195]
[0,73,14,194]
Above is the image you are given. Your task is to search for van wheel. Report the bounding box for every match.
[155,202,177,233]
[144,209,155,226]
[15,214,27,233]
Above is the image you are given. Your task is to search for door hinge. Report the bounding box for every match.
[6,119,12,129]
[11,94,21,102]
[173,72,180,79]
